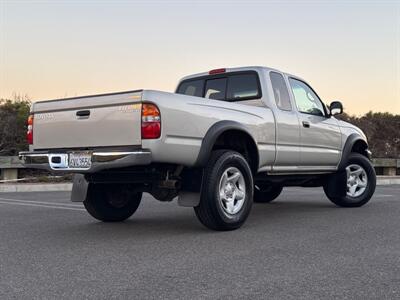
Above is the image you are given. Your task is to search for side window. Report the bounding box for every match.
[289,78,325,117]
[226,74,260,101]
[270,72,292,110]
[205,78,227,100]
[176,79,204,97]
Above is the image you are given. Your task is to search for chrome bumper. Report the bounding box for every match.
[19,150,152,173]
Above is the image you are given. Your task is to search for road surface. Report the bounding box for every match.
[0,186,399,299]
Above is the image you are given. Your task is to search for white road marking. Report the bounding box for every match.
[0,197,82,207]
[0,200,85,211]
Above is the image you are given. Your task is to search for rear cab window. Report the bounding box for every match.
[176,71,262,102]
[205,78,227,100]
[176,79,203,97]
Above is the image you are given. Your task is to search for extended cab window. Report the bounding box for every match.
[289,78,325,117]
[176,79,204,97]
[270,72,292,111]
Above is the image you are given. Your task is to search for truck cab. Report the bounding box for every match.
[176,66,345,173]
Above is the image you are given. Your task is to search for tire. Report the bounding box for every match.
[254,184,283,203]
[194,150,254,231]
[324,153,376,207]
[83,184,142,222]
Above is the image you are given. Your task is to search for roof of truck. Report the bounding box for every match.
[178,66,303,83]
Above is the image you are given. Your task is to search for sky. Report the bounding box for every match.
[1,0,399,115]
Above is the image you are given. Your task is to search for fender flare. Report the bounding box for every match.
[338,133,369,171]
[194,120,259,169]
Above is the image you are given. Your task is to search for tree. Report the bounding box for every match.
[0,97,31,156]
[337,112,400,158]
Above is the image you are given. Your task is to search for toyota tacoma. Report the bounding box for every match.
[19,66,376,231]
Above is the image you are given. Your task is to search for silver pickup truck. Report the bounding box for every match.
[20,66,376,231]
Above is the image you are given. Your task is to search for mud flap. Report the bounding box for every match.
[70,174,89,202]
[325,170,347,197]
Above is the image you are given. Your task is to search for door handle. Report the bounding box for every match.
[76,110,90,118]
[302,121,310,128]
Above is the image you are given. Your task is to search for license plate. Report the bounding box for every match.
[69,152,92,169]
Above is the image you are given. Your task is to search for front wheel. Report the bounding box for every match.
[83,184,142,222]
[324,153,376,207]
[194,150,254,231]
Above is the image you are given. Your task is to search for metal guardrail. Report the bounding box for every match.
[1,156,399,180]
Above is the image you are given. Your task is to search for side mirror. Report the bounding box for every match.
[329,101,343,116]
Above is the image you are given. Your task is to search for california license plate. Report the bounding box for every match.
[69,152,92,169]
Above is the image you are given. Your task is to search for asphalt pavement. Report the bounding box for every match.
[0,186,399,299]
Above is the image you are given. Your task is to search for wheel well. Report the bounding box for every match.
[211,130,259,174]
[351,140,369,158]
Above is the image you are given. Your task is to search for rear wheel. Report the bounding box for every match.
[254,184,283,203]
[83,184,142,222]
[194,150,253,231]
[324,153,376,207]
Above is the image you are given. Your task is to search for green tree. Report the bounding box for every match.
[0,97,31,155]
[338,112,400,158]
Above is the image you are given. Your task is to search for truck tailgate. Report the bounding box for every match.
[32,90,143,149]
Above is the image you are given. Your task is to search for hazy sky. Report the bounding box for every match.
[1,0,399,115]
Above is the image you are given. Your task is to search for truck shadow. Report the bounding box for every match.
[54,198,352,241]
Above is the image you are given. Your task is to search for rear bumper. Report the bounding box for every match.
[19,150,152,173]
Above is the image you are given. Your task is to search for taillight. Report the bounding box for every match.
[27,114,34,145]
[141,103,161,139]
